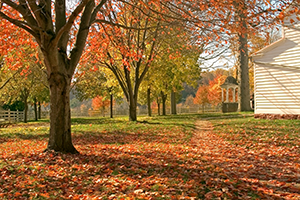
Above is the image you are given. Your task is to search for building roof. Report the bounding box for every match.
[220,76,238,88]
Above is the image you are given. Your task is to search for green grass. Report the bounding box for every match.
[210,114,300,149]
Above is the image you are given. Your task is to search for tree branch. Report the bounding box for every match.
[90,0,107,24]
[0,11,38,38]
[69,0,95,75]
[93,19,158,30]
[0,70,19,90]
[53,0,90,47]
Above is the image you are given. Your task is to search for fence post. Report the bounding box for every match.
[16,110,19,122]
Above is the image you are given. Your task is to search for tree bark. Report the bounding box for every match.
[171,89,177,115]
[147,87,151,117]
[21,89,29,123]
[46,72,78,154]
[110,94,113,118]
[157,97,160,116]
[128,99,137,121]
[161,91,167,116]
[235,0,252,112]
[34,98,38,121]
[237,21,252,111]
[24,98,28,123]
[102,105,105,117]
[38,102,41,119]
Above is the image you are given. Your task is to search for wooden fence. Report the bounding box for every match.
[71,105,222,118]
[0,110,24,123]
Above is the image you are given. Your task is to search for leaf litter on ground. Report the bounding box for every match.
[0,114,299,199]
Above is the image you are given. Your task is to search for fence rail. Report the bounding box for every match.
[0,110,24,123]
[71,105,222,118]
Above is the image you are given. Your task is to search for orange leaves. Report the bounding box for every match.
[194,74,226,106]
[0,19,39,71]
[92,96,110,110]
[193,85,209,105]
[1,116,300,199]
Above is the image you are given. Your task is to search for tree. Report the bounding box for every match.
[0,0,113,153]
[0,45,48,122]
[1,0,291,153]
[149,40,201,115]
[207,74,227,106]
[84,1,167,121]
[161,0,290,112]
[92,96,111,117]
[193,85,209,113]
[184,95,196,108]
[194,73,227,112]
[73,62,122,118]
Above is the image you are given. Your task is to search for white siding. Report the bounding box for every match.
[254,21,300,68]
[254,38,300,67]
[254,64,300,114]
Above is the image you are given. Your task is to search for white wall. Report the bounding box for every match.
[254,64,300,114]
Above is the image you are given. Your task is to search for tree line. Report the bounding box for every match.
[0,0,297,153]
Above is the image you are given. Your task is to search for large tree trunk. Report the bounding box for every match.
[235,0,252,112]
[171,89,177,115]
[128,99,137,121]
[238,22,252,111]
[161,91,167,116]
[147,87,151,117]
[46,72,78,154]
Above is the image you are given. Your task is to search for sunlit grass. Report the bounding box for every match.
[211,115,300,149]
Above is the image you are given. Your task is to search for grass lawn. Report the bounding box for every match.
[0,113,299,199]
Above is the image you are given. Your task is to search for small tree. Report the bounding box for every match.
[207,75,227,106]
[194,85,209,113]
[92,96,111,117]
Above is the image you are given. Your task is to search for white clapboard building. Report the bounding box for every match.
[252,16,300,116]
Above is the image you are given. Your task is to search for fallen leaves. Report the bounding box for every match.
[0,116,300,199]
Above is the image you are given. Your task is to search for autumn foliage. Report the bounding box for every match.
[194,75,227,107]
[0,20,39,71]
[92,96,110,111]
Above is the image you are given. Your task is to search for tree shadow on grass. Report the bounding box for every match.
[71,117,126,125]
[72,128,192,146]
[0,132,48,144]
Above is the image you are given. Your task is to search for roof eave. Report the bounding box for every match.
[252,37,286,58]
